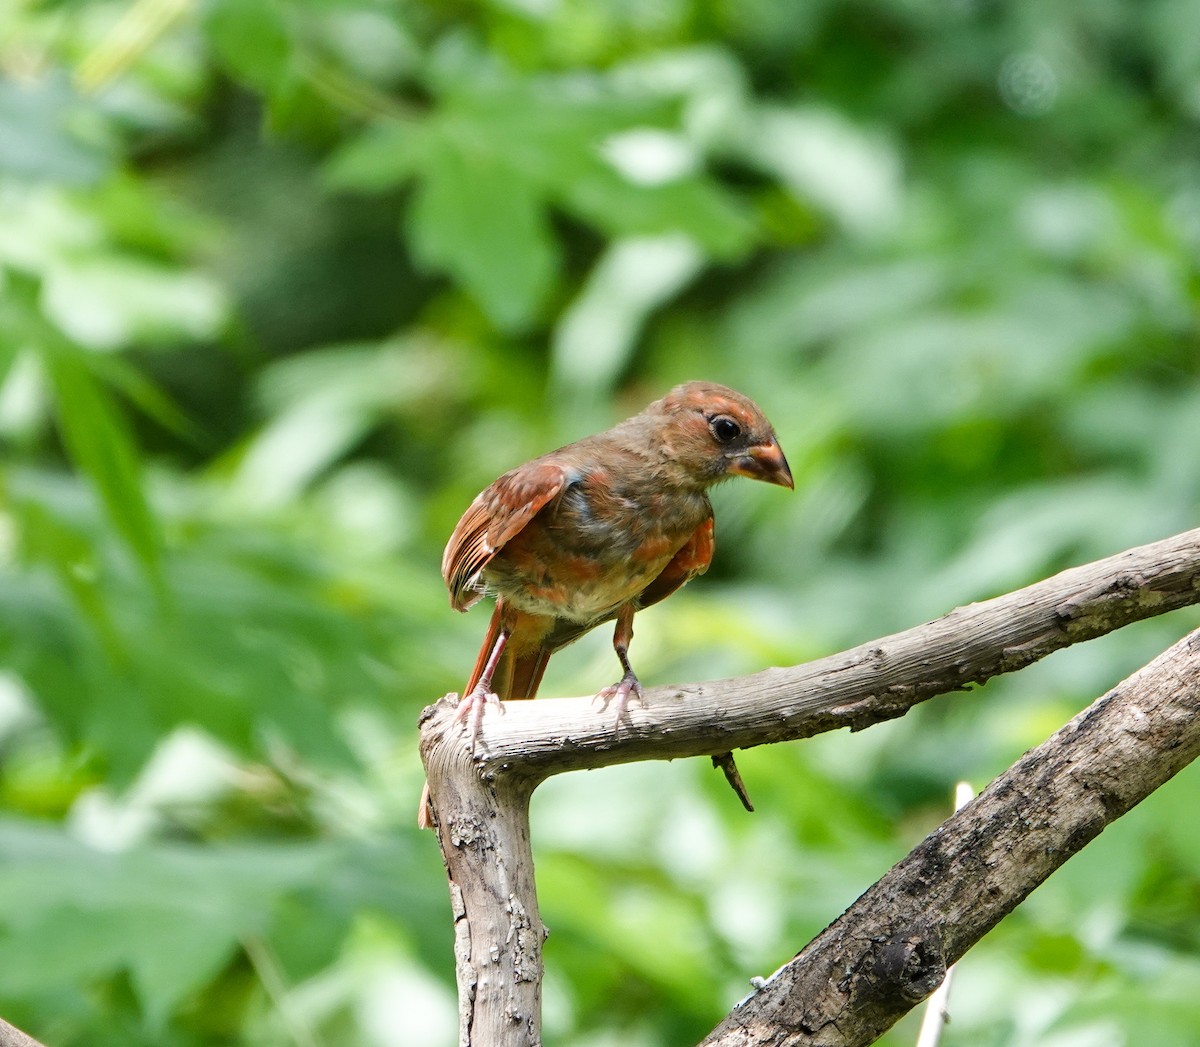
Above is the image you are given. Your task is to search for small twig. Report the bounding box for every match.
[74,0,191,92]
[712,751,755,811]
[243,935,324,1047]
[914,782,974,1047]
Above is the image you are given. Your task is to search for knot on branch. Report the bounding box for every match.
[855,929,947,1005]
[419,692,460,730]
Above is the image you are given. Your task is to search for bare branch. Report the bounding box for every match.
[419,527,1200,1047]
[702,626,1200,1046]
[422,527,1200,778]
[913,782,974,1047]
[0,1018,47,1047]
[424,735,542,1047]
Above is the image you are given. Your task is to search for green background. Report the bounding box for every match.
[2,0,1200,1044]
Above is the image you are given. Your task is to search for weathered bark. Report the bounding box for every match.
[423,527,1200,777]
[423,721,543,1047]
[418,526,1200,1046]
[702,627,1200,1046]
[0,1018,47,1047]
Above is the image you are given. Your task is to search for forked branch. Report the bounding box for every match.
[419,527,1200,1047]
[703,626,1200,1046]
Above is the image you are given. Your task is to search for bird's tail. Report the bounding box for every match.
[419,607,557,829]
[464,604,560,700]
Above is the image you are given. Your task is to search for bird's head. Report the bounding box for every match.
[652,381,793,490]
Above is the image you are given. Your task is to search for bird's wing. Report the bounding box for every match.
[442,460,569,611]
[636,514,715,610]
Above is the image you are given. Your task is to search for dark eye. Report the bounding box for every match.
[709,416,742,443]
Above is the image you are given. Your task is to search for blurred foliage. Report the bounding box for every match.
[1,0,1200,1044]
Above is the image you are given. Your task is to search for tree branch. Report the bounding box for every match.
[422,527,1200,776]
[419,526,1200,1046]
[0,1018,47,1047]
[426,732,543,1047]
[703,625,1200,1046]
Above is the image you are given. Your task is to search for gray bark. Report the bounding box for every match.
[0,1019,47,1047]
[702,627,1200,1046]
[419,526,1200,1047]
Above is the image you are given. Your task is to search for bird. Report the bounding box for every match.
[418,381,792,829]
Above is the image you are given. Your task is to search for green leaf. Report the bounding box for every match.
[409,140,558,331]
[561,170,755,260]
[552,235,703,395]
[41,342,163,588]
[205,0,292,94]
[0,906,238,1029]
[10,497,128,665]
[41,256,227,350]
[0,819,446,1025]
[0,76,111,185]
[323,119,428,192]
[85,352,204,448]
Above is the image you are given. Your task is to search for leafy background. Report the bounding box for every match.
[2,1,1200,1044]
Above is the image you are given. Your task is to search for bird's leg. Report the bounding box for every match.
[453,627,508,751]
[596,605,644,726]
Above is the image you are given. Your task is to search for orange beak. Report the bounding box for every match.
[729,441,794,489]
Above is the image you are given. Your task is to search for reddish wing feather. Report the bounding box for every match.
[636,515,715,609]
[442,461,569,611]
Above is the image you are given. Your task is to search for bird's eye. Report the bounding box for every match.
[709,416,742,443]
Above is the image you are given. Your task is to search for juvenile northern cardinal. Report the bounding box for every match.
[419,381,792,829]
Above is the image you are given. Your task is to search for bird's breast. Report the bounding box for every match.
[483,476,710,623]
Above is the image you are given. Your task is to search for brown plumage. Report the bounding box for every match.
[419,381,792,828]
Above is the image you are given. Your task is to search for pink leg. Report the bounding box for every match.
[596,605,644,725]
[453,628,508,750]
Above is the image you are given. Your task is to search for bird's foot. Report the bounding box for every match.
[595,669,644,728]
[453,684,503,752]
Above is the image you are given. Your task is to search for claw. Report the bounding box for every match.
[453,684,503,752]
[595,668,644,727]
